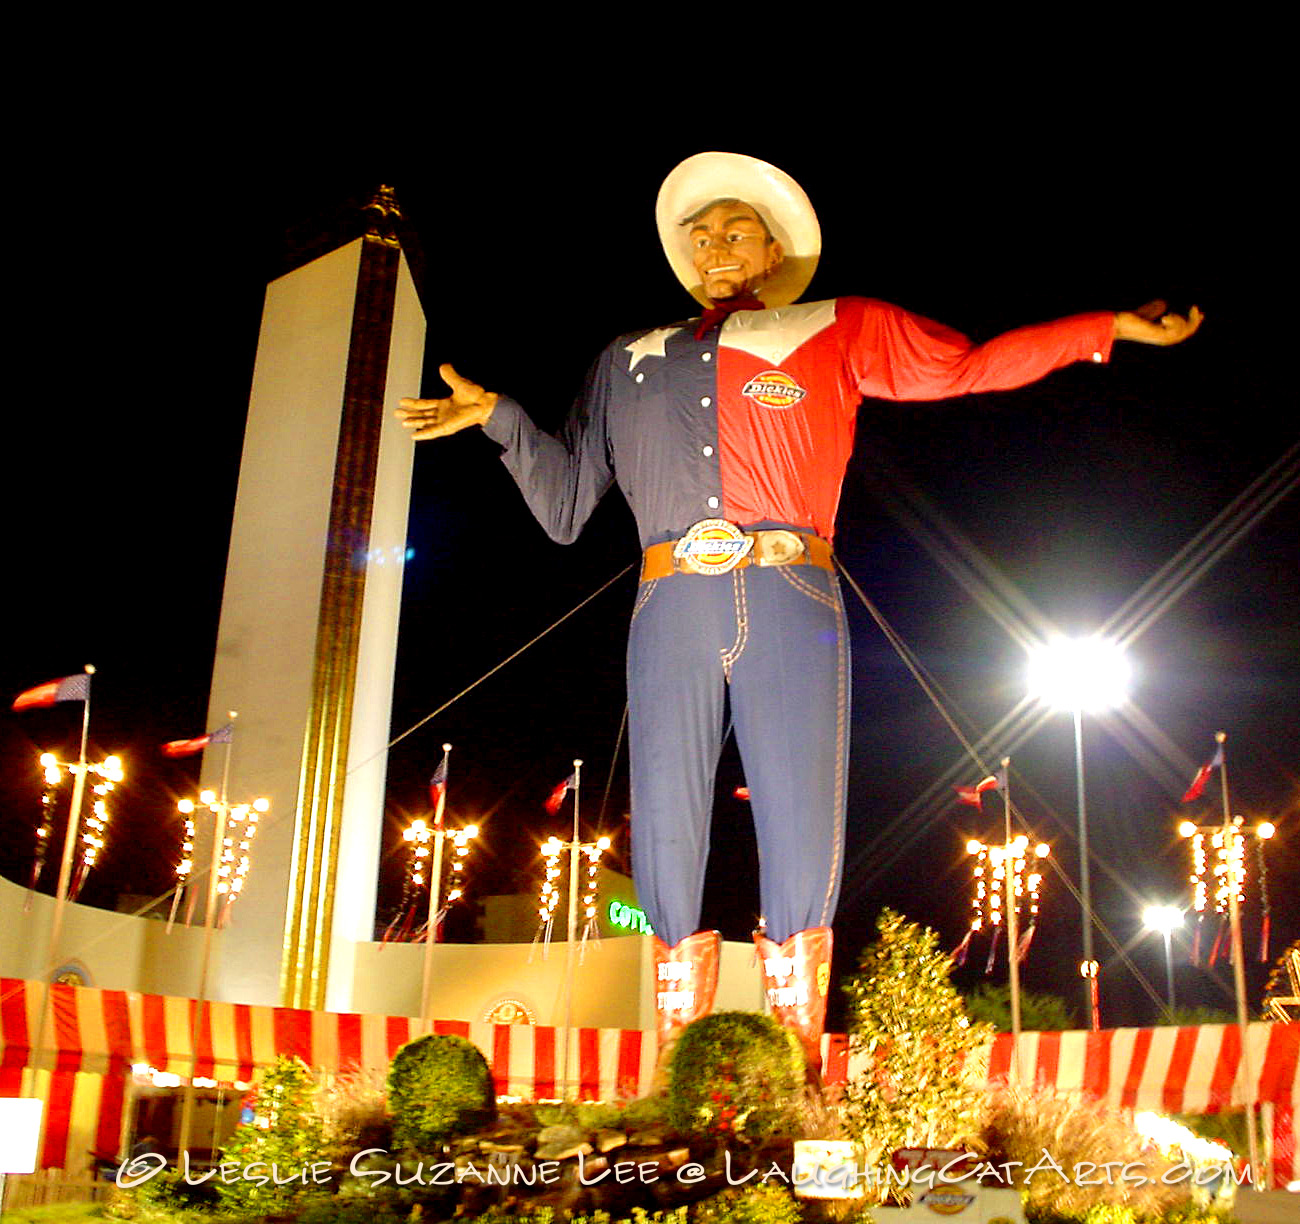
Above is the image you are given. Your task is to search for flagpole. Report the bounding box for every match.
[42,667,94,987]
[1217,731,1261,1189]
[1002,758,1022,1086]
[561,758,582,1100]
[422,744,452,1021]
[29,665,94,1150]
[178,712,237,1158]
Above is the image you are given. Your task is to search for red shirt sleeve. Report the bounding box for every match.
[845,298,1115,402]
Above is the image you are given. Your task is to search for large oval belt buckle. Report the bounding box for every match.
[672,519,754,575]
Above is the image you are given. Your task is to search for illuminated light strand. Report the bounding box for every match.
[174,792,270,925]
[217,801,267,920]
[1179,816,1274,917]
[965,834,1049,933]
[958,832,1048,972]
[533,834,613,954]
[388,815,478,941]
[36,751,124,899]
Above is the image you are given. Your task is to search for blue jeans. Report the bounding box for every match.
[626,562,849,946]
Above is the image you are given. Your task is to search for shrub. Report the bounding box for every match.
[316,1067,391,1158]
[981,1086,1186,1222]
[461,1211,689,1223]
[963,983,1076,1032]
[109,1164,220,1222]
[842,909,993,1167]
[666,1011,804,1145]
[387,1032,496,1150]
[214,1054,330,1216]
[693,1182,804,1222]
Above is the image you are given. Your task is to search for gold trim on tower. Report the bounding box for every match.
[280,227,403,1010]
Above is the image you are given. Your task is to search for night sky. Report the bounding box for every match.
[3,97,1295,1030]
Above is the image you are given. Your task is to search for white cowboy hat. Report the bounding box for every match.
[656,152,821,309]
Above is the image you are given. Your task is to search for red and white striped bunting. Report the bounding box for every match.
[1,979,1294,1187]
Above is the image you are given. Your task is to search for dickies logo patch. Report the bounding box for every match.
[742,370,807,409]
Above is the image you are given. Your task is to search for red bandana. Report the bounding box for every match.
[694,294,766,339]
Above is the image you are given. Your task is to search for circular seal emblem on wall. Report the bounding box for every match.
[484,997,536,1025]
[921,1191,976,1215]
[673,519,753,575]
[741,370,807,409]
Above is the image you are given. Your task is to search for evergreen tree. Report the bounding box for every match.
[842,909,994,1165]
[216,1055,328,1216]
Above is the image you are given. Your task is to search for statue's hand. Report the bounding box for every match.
[397,363,498,440]
[1113,300,1204,346]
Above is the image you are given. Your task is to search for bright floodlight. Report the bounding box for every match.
[1142,905,1183,933]
[1027,636,1130,712]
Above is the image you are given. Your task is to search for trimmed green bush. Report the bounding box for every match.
[666,1011,804,1144]
[387,1032,496,1150]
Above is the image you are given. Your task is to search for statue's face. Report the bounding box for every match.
[687,201,784,302]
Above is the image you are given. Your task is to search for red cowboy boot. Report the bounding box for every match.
[753,926,833,1073]
[652,930,721,1045]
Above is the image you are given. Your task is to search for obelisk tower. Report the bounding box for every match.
[202,187,426,1011]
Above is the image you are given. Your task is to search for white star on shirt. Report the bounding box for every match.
[625,327,682,371]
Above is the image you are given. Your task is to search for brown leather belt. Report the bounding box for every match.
[641,529,834,582]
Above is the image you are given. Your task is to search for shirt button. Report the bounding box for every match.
[702,445,714,457]
[707,496,720,510]
[1091,351,1103,363]
[635,372,645,383]
[701,352,712,362]
[701,397,712,408]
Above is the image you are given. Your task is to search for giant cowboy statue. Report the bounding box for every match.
[398,153,1200,1071]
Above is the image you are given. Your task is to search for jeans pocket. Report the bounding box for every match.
[774,564,840,612]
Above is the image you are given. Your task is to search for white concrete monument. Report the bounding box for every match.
[201,188,426,1011]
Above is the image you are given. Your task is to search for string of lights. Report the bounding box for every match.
[394,816,478,940]
[174,791,270,927]
[35,751,124,900]
[534,833,612,954]
[1178,815,1274,917]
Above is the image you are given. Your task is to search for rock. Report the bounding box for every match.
[595,1128,628,1153]
[534,1125,594,1160]
[535,1122,585,1148]
[535,1138,594,1161]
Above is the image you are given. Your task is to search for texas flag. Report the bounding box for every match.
[1181,745,1224,803]
[954,774,1000,808]
[12,674,90,711]
[162,723,234,758]
[545,772,577,815]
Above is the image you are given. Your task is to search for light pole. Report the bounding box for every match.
[1028,635,1130,1030]
[1142,904,1182,1013]
[172,716,268,1158]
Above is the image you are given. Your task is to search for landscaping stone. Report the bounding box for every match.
[595,1126,629,1152]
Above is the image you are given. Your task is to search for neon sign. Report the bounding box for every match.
[607,900,654,934]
